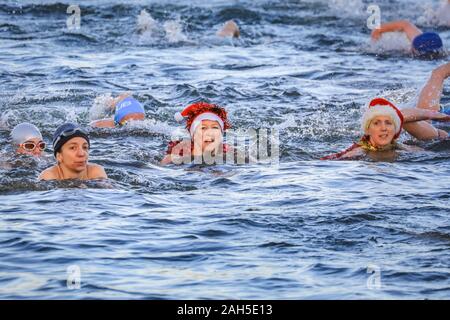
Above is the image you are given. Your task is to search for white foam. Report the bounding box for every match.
[123,118,179,137]
[367,32,411,54]
[136,9,161,45]
[418,1,450,27]
[327,0,365,19]
[89,93,114,121]
[163,19,188,43]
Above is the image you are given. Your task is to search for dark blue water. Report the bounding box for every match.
[0,0,449,299]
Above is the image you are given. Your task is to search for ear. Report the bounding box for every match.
[56,152,63,164]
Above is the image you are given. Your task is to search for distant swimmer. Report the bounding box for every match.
[321,97,450,160]
[371,20,446,58]
[216,20,240,38]
[161,102,232,165]
[10,123,46,157]
[90,93,145,128]
[39,123,107,180]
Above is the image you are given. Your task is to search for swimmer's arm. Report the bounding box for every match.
[109,92,132,109]
[401,108,450,123]
[88,164,108,179]
[90,119,116,128]
[371,20,422,41]
[416,62,450,110]
[397,143,424,152]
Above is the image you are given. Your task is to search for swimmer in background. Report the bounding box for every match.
[216,20,240,38]
[161,102,232,165]
[371,20,446,58]
[321,96,450,161]
[10,123,46,157]
[90,93,145,128]
[39,123,107,180]
[136,9,240,41]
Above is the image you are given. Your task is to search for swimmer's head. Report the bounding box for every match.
[10,123,45,156]
[361,98,404,146]
[113,97,145,126]
[412,32,445,58]
[175,102,231,152]
[52,123,90,158]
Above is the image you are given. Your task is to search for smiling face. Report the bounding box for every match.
[192,120,223,152]
[367,116,396,148]
[16,137,45,157]
[56,137,89,173]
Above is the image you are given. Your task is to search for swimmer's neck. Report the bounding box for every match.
[57,163,88,180]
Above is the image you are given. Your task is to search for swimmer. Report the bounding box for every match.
[371,20,446,58]
[39,123,107,180]
[90,93,145,128]
[161,102,232,165]
[321,97,450,160]
[10,123,46,157]
[403,61,450,140]
[216,20,240,38]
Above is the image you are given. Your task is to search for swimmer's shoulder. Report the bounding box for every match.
[339,146,365,159]
[87,163,108,179]
[39,166,59,181]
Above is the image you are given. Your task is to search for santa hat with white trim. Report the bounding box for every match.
[174,102,231,136]
[361,97,404,139]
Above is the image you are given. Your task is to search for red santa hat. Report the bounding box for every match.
[361,98,404,139]
[174,102,231,136]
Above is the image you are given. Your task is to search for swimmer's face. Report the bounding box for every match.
[193,120,223,152]
[56,137,89,173]
[367,116,396,147]
[119,113,145,126]
[16,137,45,157]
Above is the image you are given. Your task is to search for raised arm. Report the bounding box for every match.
[416,62,450,110]
[401,108,450,123]
[371,20,422,41]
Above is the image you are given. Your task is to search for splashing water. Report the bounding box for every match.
[163,19,188,43]
[327,0,365,19]
[417,1,450,27]
[367,32,412,54]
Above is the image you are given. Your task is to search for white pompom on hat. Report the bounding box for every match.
[361,98,404,139]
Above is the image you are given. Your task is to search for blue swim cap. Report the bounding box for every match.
[113,97,145,126]
[412,32,444,56]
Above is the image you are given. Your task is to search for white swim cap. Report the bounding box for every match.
[10,123,43,145]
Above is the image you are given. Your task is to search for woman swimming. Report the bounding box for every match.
[39,123,107,180]
[161,102,232,165]
[90,93,145,128]
[371,19,446,59]
[10,123,46,157]
[321,96,450,160]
